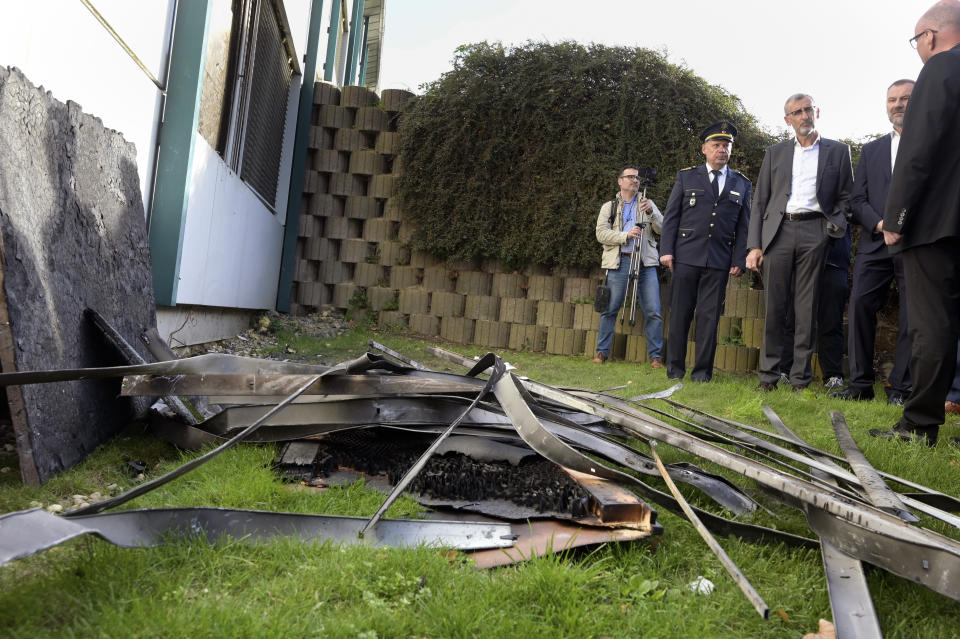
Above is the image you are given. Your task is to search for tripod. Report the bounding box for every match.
[619,186,650,328]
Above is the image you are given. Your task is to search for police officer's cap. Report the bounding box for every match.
[700,121,737,143]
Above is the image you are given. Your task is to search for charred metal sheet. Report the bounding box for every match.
[632,398,850,499]
[0,507,514,567]
[764,407,883,636]
[819,535,883,638]
[763,406,851,483]
[181,385,757,515]
[761,406,960,526]
[0,353,331,386]
[150,412,377,449]
[425,346,816,548]
[86,308,201,427]
[495,372,655,497]
[469,518,660,569]
[68,372,324,517]
[646,397,960,530]
[684,400,960,512]
[830,410,918,522]
[368,339,429,371]
[121,373,484,398]
[519,405,759,516]
[198,396,516,436]
[650,442,769,619]
[382,419,759,517]
[515,377,960,603]
[804,505,960,603]
[361,354,505,536]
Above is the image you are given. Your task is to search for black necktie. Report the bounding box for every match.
[711,170,721,201]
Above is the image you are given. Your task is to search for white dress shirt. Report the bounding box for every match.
[706,164,727,194]
[785,134,822,213]
[890,129,901,173]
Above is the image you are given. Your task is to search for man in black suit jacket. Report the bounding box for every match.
[833,80,915,404]
[872,1,960,445]
[660,122,752,382]
[746,94,853,391]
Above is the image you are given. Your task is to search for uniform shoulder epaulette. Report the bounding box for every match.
[680,166,697,172]
[729,168,750,180]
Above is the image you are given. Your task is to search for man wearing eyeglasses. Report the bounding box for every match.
[592,166,664,366]
[659,122,752,382]
[870,0,960,446]
[832,80,915,406]
[746,94,853,392]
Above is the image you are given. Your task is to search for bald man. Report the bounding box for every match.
[871,1,960,445]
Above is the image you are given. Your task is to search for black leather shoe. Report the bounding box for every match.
[792,383,808,393]
[830,387,875,401]
[755,381,777,392]
[868,424,937,446]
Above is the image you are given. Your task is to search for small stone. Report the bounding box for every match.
[106,483,118,491]
[0,467,10,473]
[45,504,63,513]
[135,473,145,482]
[29,500,43,509]
[72,494,87,503]
[89,492,102,502]
[3,443,14,452]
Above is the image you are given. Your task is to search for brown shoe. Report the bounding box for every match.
[946,400,960,415]
[650,357,664,369]
[755,381,777,392]
[592,352,607,364]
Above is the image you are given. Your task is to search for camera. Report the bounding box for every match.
[636,166,657,188]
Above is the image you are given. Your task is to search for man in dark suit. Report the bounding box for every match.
[746,94,854,391]
[871,1,960,445]
[833,80,915,404]
[660,122,752,382]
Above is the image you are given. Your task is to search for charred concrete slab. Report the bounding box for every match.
[0,67,155,483]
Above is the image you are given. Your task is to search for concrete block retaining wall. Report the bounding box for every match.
[290,83,768,374]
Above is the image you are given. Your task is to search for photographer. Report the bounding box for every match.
[592,165,664,366]
[660,122,752,382]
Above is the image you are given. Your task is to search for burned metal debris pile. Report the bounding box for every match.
[2,337,960,634]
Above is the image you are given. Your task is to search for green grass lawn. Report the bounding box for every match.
[1,320,958,638]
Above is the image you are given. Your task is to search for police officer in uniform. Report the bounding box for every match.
[660,121,752,381]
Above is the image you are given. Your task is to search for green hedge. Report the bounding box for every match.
[397,42,777,270]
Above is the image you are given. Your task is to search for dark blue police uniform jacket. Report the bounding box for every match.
[661,166,752,270]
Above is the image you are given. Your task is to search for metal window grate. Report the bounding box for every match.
[239,0,292,205]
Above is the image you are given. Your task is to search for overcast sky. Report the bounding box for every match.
[378,0,934,140]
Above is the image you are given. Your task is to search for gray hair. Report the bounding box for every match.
[783,93,814,114]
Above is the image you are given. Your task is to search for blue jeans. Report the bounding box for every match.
[596,258,663,359]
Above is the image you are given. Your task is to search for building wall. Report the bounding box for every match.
[2,1,386,347]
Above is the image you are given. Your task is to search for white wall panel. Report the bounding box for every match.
[177,137,283,309]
